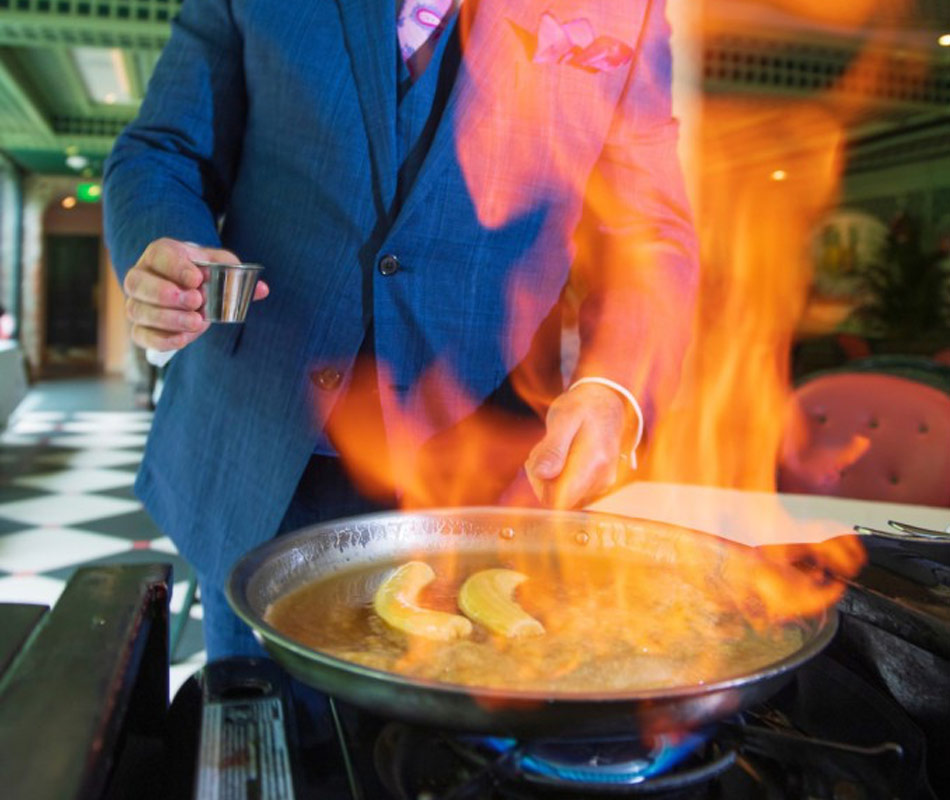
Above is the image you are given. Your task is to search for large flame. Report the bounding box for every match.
[321,357,544,508]
[305,0,934,702]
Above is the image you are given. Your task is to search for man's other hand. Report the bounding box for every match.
[525,383,629,509]
[123,238,270,351]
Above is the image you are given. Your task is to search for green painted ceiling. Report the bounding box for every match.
[0,0,947,177]
[0,0,176,175]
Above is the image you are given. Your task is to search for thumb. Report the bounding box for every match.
[180,242,241,265]
[526,411,581,480]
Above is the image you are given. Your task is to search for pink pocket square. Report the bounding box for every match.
[532,12,633,72]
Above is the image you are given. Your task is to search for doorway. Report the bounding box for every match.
[44,234,100,374]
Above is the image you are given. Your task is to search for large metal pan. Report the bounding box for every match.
[227,508,837,738]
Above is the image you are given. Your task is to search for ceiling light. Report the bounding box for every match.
[65,154,89,170]
[72,47,133,105]
[61,197,77,210]
[939,34,950,47]
[771,169,788,181]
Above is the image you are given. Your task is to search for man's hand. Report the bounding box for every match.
[525,383,630,509]
[123,237,269,351]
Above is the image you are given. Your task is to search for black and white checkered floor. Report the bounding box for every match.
[0,402,207,696]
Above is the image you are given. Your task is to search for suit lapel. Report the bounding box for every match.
[333,0,398,209]
[388,0,643,237]
[387,0,509,236]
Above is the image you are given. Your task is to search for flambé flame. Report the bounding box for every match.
[306,0,933,709]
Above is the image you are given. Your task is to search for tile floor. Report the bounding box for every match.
[0,378,207,696]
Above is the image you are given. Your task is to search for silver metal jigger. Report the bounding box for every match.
[192,260,264,323]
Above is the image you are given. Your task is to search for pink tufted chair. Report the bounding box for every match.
[777,373,950,507]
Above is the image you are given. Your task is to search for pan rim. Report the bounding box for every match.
[227,506,840,705]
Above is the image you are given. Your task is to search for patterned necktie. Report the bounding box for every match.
[397,0,456,78]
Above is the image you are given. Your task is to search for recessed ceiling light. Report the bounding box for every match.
[72,47,133,105]
[939,34,950,47]
[771,169,788,181]
[65,154,89,170]
[61,197,77,210]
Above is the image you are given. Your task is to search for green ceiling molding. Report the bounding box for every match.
[0,54,56,142]
[3,148,105,174]
[847,117,950,174]
[13,47,95,117]
[0,0,177,174]
[53,116,128,137]
[704,34,950,110]
[0,0,181,49]
[0,0,947,177]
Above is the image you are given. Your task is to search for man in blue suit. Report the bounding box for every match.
[105,0,698,659]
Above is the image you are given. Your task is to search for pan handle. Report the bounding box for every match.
[886,519,950,539]
[854,522,950,544]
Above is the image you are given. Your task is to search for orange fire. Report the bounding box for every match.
[306,0,937,700]
[320,357,544,508]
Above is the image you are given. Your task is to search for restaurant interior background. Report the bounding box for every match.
[0,0,946,389]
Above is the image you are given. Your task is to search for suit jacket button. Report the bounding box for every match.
[313,367,342,390]
[378,254,400,276]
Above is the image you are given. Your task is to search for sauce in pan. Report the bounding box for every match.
[265,551,805,693]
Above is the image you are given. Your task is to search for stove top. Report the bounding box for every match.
[160,535,950,800]
[165,537,950,800]
[3,547,947,800]
[167,645,937,800]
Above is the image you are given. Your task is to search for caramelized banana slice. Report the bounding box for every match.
[459,569,545,638]
[373,561,472,640]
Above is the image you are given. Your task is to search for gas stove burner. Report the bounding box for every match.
[468,731,712,786]
[373,722,737,799]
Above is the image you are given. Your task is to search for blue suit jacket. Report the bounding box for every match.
[104,0,698,585]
